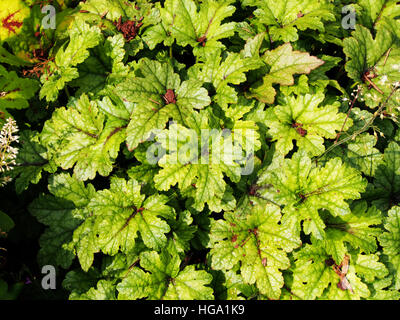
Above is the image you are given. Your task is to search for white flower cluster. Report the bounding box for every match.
[341,85,363,105]
[0,118,19,187]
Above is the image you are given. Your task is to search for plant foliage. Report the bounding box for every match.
[0,0,400,301]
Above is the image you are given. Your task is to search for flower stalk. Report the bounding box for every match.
[0,118,19,186]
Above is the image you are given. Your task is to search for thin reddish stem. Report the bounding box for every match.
[335,87,361,144]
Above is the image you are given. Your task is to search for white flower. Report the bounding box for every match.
[0,117,19,180]
[0,176,12,187]
[392,64,400,72]
[379,75,388,85]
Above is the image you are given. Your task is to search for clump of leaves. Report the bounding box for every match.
[1,0,400,301]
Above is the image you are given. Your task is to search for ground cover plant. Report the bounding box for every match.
[0,0,400,300]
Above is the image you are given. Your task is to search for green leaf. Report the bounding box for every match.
[379,206,400,289]
[97,94,134,122]
[242,0,336,42]
[189,47,262,110]
[266,92,350,156]
[0,45,30,66]
[0,65,38,111]
[28,173,95,268]
[9,130,57,194]
[71,177,174,271]
[157,0,236,58]
[291,245,370,300]
[115,58,210,150]
[0,210,14,236]
[40,94,125,181]
[168,210,197,254]
[63,268,101,296]
[39,18,103,102]
[364,142,400,212]
[117,247,213,299]
[343,23,397,81]
[209,204,300,299]
[69,34,129,97]
[247,43,324,104]
[368,276,400,300]
[79,0,149,21]
[357,0,400,29]
[127,146,159,184]
[141,4,173,49]
[319,201,382,264]
[343,22,400,110]
[323,133,384,177]
[0,279,23,300]
[354,253,388,283]
[291,244,338,300]
[70,280,117,300]
[257,150,367,239]
[153,111,252,212]
[211,269,257,300]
